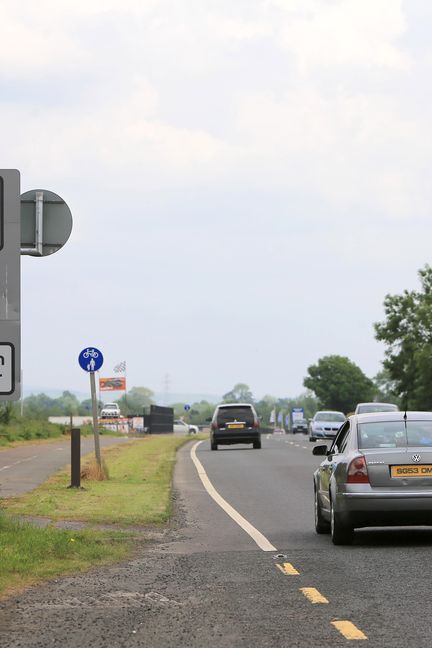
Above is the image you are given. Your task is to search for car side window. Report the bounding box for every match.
[330,421,350,454]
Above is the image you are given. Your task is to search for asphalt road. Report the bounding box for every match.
[0,435,130,497]
[2,433,432,647]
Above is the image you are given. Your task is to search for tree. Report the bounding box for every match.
[116,386,154,415]
[79,398,103,415]
[373,369,401,407]
[223,383,254,403]
[303,355,375,413]
[22,392,80,418]
[375,265,432,409]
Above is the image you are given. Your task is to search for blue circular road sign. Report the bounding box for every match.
[184,404,191,411]
[78,347,104,373]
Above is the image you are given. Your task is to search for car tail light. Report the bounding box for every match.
[253,419,259,428]
[347,456,369,484]
[211,422,217,431]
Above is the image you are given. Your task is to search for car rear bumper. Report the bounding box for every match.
[212,429,260,445]
[336,491,432,528]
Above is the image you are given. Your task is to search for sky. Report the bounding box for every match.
[2,0,432,401]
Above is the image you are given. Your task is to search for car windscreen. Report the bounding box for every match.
[217,406,255,426]
[294,418,307,424]
[315,413,345,422]
[357,404,398,414]
[358,421,432,448]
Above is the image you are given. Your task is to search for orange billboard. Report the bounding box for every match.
[99,377,126,391]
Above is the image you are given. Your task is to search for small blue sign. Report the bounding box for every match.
[184,404,191,412]
[78,347,104,373]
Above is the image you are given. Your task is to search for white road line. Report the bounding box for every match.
[302,446,308,449]
[190,441,277,552]
[0,455,38,472]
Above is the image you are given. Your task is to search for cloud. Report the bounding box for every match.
[270,0,409,71]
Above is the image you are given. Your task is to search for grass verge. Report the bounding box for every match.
[1,434,206,598]
[3,434,207,526]
[0,513,132,598]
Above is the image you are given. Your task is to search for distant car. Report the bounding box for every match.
[309,411,346,441]
[292,417,308,434]
[100,403,121,418]
[313,411,432,544]
[210,403,261,451]
[354,402,399,415]
[174,420,199,435]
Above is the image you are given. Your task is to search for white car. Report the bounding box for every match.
[100,403,121,419]
[354,402,399,415]
[309,411,346,441]
[174,419,199,435]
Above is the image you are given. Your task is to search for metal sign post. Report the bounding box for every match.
[78,347,104,469]
[0,170,21,401]
[90,371,101,468]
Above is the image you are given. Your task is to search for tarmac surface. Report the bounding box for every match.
[2,433,432,646]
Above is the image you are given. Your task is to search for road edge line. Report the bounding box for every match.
[190,441,277,552]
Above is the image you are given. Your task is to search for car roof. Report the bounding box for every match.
[216,402,255,408]
[350,411,432,424]
[356,402,398,407]
[314,410,345,415]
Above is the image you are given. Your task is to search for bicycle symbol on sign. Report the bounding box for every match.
[83,348,99,359]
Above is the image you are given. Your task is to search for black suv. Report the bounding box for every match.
[210,403,261,451]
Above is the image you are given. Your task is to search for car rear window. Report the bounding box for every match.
[217,406,255,426]
[358,421,432,448]
[357,404,398,414]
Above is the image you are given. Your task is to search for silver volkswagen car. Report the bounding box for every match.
[313,411,432,545]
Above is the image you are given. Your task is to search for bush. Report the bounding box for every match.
[0,419,66,444]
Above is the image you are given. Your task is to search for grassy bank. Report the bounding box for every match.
[0,419,108,447]
[0,514,132,598]
[4,434,206,525]
[1,434,206,598]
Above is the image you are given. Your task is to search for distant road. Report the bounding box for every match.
[0,435,130,497]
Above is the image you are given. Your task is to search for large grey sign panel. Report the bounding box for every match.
[0,170,20,400]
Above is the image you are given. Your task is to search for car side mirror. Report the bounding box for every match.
[205,417,212,423]
[312,445,328,456]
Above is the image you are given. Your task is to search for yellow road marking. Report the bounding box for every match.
[276,562,300,576]
[331,621,367,640]
[300,587,329,604]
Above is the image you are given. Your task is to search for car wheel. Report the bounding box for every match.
[330,501,353,545]
[309,436,315,442]
[253,439,262,449]
[210,439,218,451]
[314,487,330,534]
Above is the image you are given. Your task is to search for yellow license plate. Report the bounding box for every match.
[227,423,244,429]
[391,464,432,478]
